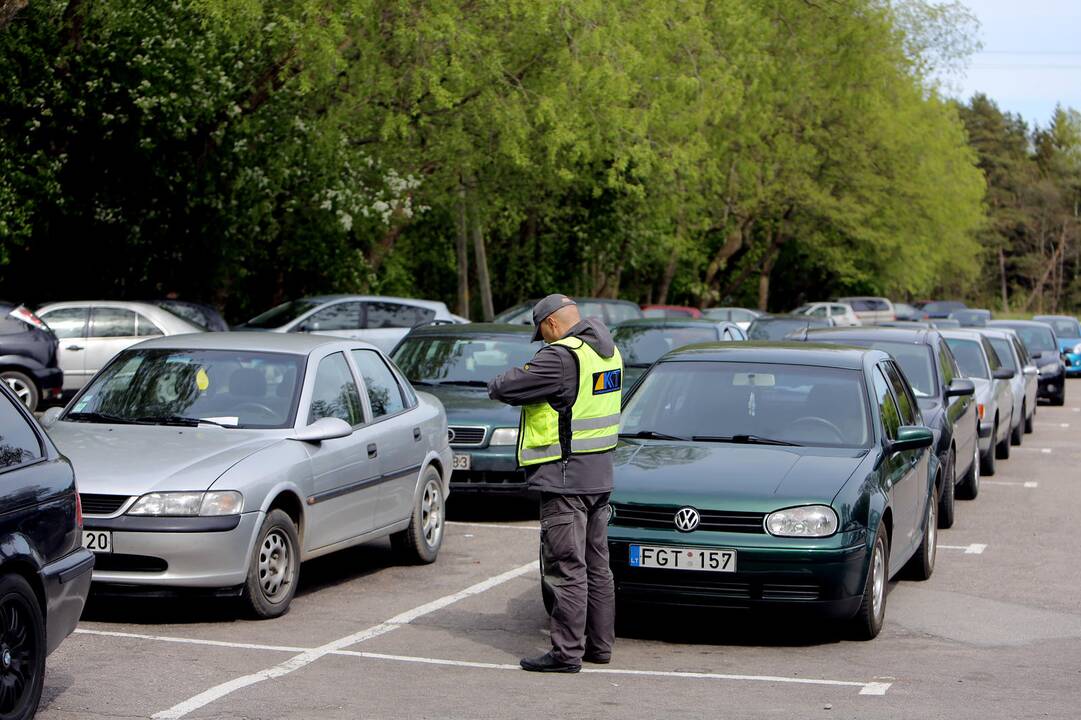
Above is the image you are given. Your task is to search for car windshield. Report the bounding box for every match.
[622,361,871,448]
[1003,325,1056,353]
[826,340,935,397]
[924,301,965,314]
[1040,318,1081,339]
[944,338,988,379]
[158,301,211,330]
[492,303,533,324]
[747,319,812,340]
[242,299,322,329]
[988,338,1017,371]
[607,303,644,324]
[613,326,719,365]
[64,349,304,428]
[950,310,989,327]
[392,336,538,384]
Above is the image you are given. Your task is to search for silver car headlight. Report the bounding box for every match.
[764,505,838,537]
[489,428,519,446]
[127,491,243,517]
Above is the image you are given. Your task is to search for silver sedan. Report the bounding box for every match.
[42,332,452,618]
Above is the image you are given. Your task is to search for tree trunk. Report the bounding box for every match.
[455,187,470,318]
[998,247,1010,313]
[471,207,495,321]
[700,222,747,305]
[656,252,679,305]
[757,245,782,311]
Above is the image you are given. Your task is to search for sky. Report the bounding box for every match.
[954,0,1081,127]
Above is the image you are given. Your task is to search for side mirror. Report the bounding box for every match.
[292,417,354,443]
[889,425,934,452]
[945,378,975,398]
[992,367,1015,380]
[1023,364,1038,376]
[39,406,63,429]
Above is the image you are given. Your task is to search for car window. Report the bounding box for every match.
[747,319,807,340]
[351,349,406,418]
[394,336,540,384]
[136,314,163,337]
[830,340,935,397]
[982,338,1002,371]
[41,307,88,339]
[848,300,871,311]
[988,338,1016,371]
[309,352,363,425]
[872,366,900,440]
[831,305,848,315]
[1039,318,1081,339]
[365,302,435,329]
[937,343,956,388]
[1011,337,1031,366]
[0,317,26,335]
[613,325,721,365]
[243,299,323,329]
[303,302,361,332]
[945,338,989,379]
[91,307,137,338]
[577,302,607,322]
[606,303,642,324]
[0,391,42,469]
[808,306,828,318]
[884,362,918,425]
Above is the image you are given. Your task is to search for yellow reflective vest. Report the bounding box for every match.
[517,337,623,467]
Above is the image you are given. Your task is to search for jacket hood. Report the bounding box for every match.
[48,422,283,497]
[566,317,616,359]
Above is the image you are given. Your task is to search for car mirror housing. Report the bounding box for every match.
[1023,364,1039,376]
[39,406,63,428]
[292,417,354,443]
[992,367,1016,380]
[889,425,934,452]
[945,378,975,398]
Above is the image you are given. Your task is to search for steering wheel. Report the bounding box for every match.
[233,402,278,420]
[791,416,846,443]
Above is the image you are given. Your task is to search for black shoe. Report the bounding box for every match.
[520,652,581,673]
[583,652,611,665]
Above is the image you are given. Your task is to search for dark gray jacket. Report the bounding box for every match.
[488,318,619,495]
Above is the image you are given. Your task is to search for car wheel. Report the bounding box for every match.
[391,466,444,564]
[242,509,300,619]
[849,523,888,641]
[0,372,38,413]
[938,449,955,529]
[903,491,937,581]
[959,443,981,499]
[996,416,1011,459]
[981,420,998,476]
[0,574,45,720]
[1024,402,1034,434]
[1011,405,1024,446]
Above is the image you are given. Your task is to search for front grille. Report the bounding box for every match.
[92,554,168,573]
[611,503,766,533]
[450,470,527,488]
[448,426,486,446]
[80,494,131,515]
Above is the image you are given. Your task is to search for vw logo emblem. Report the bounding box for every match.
[447,428,456,443]
[674,507,700,532]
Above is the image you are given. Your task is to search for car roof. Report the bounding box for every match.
[405,323,535,338]
[803,326,935,344]
[125,331,371,355]
[988,319,1054,329]
[1033,314,1077,321]
[613,318,720,329]
[303,295,450,311]
[975,327,1017,340]
[660,342,879,369]
[937,328,987,342]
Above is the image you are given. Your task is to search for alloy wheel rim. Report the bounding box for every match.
[2,378,30,408]
[421,479,443,548]
[258,529,293,602]
[0,593,36,714]
[872,539,885,621]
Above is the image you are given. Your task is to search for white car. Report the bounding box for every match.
[977,327,1038,443]
[236,295,467,354]
[37,300,204,392]
[793,302,861,327]
[701,307,762,331]
[837,296,896,323]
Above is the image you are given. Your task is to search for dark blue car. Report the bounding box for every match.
[0,303,63,411]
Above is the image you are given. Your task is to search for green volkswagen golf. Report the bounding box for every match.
[610,343,938,639]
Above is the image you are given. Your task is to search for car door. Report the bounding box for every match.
[301,351,381,551]
[350,348,422,529]
[85,307,141,381]
[982,338,1013,437]
[872,364,919,563]
[38,307,89,390]
[362,302,435,353]
[294,301,363,340]
[938,341,976,471]
[1012,336,1038,411]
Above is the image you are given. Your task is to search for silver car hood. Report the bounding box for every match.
[50,422,285,496]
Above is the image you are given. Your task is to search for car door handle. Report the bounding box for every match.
[66,345,84,351]
[413,427,421,441]
[367,443,378,458]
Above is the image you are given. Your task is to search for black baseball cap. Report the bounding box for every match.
[532,294,577,341]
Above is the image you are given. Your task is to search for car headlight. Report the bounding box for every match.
[127,491,243,517]
[1039,362,1061,376]
[764,505,838,537]
[489,428,519,446]
[1073,343,1081,355]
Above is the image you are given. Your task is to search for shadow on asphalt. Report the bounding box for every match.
[446,493,539,522]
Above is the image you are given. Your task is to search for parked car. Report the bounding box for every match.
[930,318,962,329]
[701,307,762,331]
[941,330,1015,476]
[0,303,63,411]
[746,315,831,340]
[234,295,466,354]
[1033,315,1081,377]
[836,296,895,323]
[893,303,927,322]
[799,326,978,527]
[977,328,1038,441]
[608,343,938,639]
[154,299,229,332]
[948,309,991,328]
[988,320,1066,406]
[916,300,967,319]
[640,305,703,319]
[37,301,203,394]
[0,380,94,719]
[792,302,861,327]
[42,332,451,618]
[492,297,642,326]
[613,318,745,388]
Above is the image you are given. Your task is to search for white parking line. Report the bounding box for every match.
[939,543,987,554]
[151,560,539,719]
[75,628,305,653]
[982,480,1039,488]
[1035,422,1070,428]
[1017,447,1055,454]
[447,521,540,531]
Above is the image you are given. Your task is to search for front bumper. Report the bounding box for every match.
[608,528,868,619]
[1038,371,1066,401]
[30,366,64,401]
[83,512,261,588]
[448,444,528,493]
[41,548,94,655]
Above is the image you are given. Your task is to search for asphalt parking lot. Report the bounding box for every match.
[36,402,1081,719]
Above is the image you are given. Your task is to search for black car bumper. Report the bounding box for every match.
[448,446,529,493]
[41,548,94,656]
[1038,372,1066,402]
[30,366,63,401]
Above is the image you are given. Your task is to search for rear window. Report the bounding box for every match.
[606,303,644,324]
[825,340,936,398]
[613,326,719,365]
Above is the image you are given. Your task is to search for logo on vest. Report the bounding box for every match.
[592,369,622,395]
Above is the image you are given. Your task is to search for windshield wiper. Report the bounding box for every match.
[618,430,689,441]
[434,380,490,387]
[692,434,801,447]
[132,415,234,428]
[65,411,142,425]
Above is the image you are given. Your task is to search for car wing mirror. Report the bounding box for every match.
[292,417,354,443]
[888,425,934,452]
[945,378,975,398]
[992,367,1016,380]
[1023,364,1038,376]
[39,406,63,429]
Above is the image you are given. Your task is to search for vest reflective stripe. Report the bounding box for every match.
[517,336,623,467]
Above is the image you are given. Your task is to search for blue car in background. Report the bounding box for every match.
[1034,315,1081,377]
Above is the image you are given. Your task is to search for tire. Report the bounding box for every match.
[958,443,981,499]
[937,449,955,529]
[0,574,46,720]
[1010,404,1024,446]
[996,416,1011,459]
[0,371,38,413]
[390,466,445,564]
[1024,402,1034,434]
[981,420,998,476]
[849,524,888,641]
[242,509,300,619]
[903,491,937,581]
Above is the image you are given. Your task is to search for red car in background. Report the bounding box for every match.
[640,304,702,319]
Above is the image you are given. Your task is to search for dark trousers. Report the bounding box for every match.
[539,491,615,663]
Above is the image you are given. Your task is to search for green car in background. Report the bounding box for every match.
[392,324,540,494]
[610,343,938,639]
